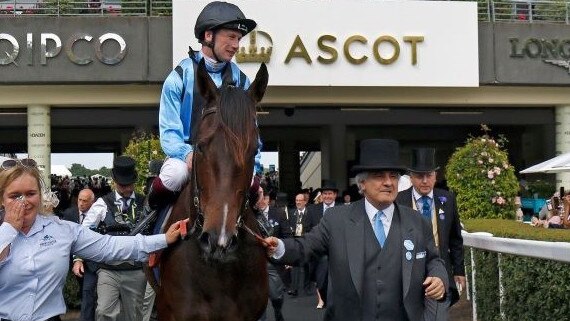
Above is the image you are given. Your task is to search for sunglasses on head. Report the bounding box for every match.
[1,158,38,170]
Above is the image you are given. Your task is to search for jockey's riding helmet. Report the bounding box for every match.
[194,1,257,41]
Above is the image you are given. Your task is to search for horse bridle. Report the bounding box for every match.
[186,105,251,238]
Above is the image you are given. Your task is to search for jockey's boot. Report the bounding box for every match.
[142,176,180,224]
[148,176,179,210]
[272,298,284,321]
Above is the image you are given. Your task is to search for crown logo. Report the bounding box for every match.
[236,30,273,64]
[543,59,570,73]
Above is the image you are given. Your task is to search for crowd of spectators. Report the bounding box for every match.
[50,174,112,215]
[529,191,570,229]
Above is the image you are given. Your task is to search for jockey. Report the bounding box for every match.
[147,1,262,213]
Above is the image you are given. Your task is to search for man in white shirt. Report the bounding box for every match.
[287,192,310,296]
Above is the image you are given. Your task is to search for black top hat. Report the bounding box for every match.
[319,179,338,192]
[112,156,138,185]
[409,148,440,173]
[351,139,407,175]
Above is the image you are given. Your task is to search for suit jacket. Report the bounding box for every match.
[396,187,465,305]
[266,206,291,239]
[306,202,341,231]
[287,207,312,236]
[279,200,448,321]
[62,206,81,223]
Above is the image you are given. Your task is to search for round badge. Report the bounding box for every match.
[406,251,412,261]
[439,214,445,220]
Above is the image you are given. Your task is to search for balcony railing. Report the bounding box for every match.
[0,0,569,24]
[477,0,570,24]
[0,0,171,16]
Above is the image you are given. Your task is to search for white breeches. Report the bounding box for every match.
[158,158,190,192]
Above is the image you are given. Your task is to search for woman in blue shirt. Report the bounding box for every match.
[0,160,185,321]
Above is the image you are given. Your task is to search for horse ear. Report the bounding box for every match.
[247,63,269,103]
[196,58,217,102]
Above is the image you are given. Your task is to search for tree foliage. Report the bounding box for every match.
[69,163,111,178]
[123,131,165,194]
[445,125,519,219]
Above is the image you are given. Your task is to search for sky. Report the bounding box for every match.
[19,152,280,171]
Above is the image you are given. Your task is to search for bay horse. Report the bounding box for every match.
[155,60,269,321]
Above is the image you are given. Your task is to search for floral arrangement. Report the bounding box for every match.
[122,131,166,194]
[445,125,519,219]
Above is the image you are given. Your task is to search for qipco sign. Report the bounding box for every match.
[0,32,127,66]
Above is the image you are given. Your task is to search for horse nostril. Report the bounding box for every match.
[199,232,212,253]
[228,234,238,250]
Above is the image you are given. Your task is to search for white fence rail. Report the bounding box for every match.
[463,231,570,263]
[462,231,570,321]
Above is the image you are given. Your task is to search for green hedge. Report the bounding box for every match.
[464,219,570,321]
[64,272,81,309]
[464,219,570,242]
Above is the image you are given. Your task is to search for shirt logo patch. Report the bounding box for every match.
[40,234,56,247]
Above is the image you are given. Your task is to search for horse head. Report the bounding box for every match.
[192,60,268,261]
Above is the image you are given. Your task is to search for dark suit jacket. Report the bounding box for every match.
[279,200,448,321]
[267,206,291,239]
[396,187,465,305]
[306,202,341,231]
[62,206,81,223]
[287,207,312,236]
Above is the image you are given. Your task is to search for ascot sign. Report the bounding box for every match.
[236,30,424,66]
[173,0,479,87]
[0,32,127,66]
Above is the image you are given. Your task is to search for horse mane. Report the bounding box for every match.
[196,85,258,169]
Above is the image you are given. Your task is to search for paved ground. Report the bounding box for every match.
[62,291,473,321]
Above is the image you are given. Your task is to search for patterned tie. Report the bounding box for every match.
[421,196,431,221]
[374,211,386,248]
[121,197,130,213]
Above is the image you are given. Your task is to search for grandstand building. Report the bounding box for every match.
[0,0,569,197]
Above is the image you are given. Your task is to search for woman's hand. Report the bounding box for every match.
[165,219,189,245]
[3,196,25,231]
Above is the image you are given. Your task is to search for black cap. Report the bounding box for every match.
[194,1,257,40]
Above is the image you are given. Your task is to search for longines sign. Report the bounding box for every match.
[173,0,479,87]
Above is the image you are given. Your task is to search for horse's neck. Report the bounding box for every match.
[170,183,195,224]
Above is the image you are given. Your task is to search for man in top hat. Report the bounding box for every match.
[81,156,147,321]
[306,179,340,309]
[396,148,465,319]
[264,139,448,321]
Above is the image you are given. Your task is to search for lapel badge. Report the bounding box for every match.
[404,239,414,251]
[406,251,412,261]
[439,214,445,220]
